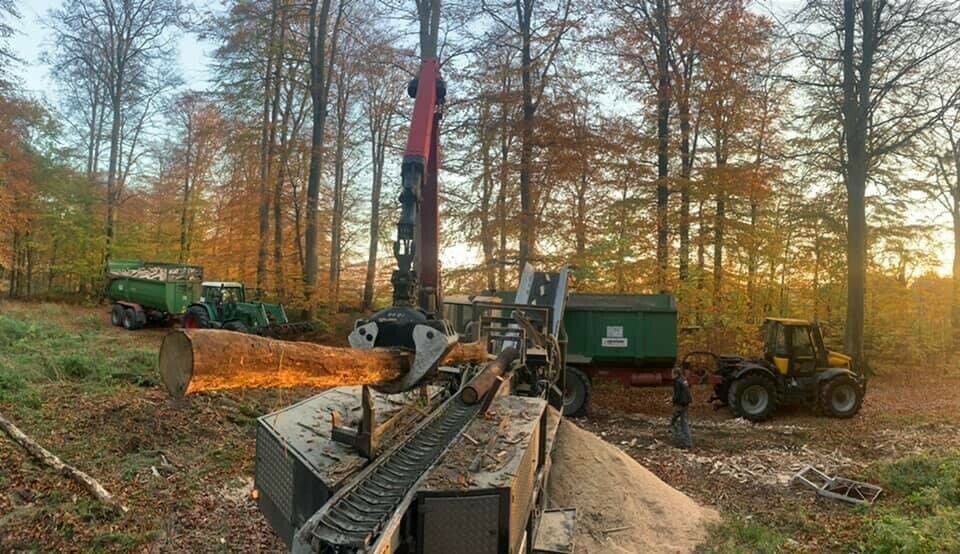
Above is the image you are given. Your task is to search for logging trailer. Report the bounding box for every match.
[250,36,578,554]
[106,260,311,338]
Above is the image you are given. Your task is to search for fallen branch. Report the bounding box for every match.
[0,411,127,513]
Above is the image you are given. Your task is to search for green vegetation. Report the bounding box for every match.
[0,308,157,406]
[700,516,789,554]
[861,452,960,553]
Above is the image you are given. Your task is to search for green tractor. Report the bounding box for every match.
[183,281,313,338]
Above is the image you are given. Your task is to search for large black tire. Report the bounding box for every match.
[110,305,124,327]
[183,305,210,329]
[121,308,138,330]
[562,366,592,417]
[819,375,863,418]
[728,373,778,422]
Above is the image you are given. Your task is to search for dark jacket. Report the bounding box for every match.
[672,377,692,407]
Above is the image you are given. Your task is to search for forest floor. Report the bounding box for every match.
[1,299,959,552]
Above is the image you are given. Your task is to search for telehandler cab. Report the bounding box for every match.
[708,318,866,422]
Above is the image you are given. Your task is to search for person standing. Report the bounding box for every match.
[671,366,693,449]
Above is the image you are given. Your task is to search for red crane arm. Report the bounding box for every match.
[391,58,445,316]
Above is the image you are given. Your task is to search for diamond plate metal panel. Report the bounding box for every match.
[421,494,501,554]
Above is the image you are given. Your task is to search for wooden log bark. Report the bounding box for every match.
[0,411,127,513]
[160,329,490,397]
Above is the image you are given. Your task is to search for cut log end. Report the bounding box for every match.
[159,331,194,398]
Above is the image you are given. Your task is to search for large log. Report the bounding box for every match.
[160,329,490,397]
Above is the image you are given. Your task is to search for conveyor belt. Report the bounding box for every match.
[299,392,481,553]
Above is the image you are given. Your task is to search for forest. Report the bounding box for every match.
[2,0,960,365]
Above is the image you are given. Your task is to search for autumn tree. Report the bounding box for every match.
[167,92,225,263]
[914,92,960,351]
[46,0,184,264]
[791,0,960,365]
[304,0,347,312]
[481,0,574,274]
[358,32,405,310]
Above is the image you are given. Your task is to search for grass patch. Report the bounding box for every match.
[0,308,159,408]
[859,452,960,553]
[700,515,789,553]
[90,531,155,552]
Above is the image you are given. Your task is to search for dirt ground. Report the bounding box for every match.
[579,361,960,552]
[2,300,959,552]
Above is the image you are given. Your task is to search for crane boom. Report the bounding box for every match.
[392,58,445,316]
[346,57,453,391]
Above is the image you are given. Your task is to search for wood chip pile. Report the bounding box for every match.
[548,420,719,553]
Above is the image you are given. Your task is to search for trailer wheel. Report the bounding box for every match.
[183,306,209,329]
[819,375,863,418]
[121,308,138,330]
[727,373,777,422]
[562,366,591,417]
[110,305,124,327]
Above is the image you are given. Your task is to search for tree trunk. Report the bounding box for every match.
[713,191,724,301]
[696,199,705,325]
[329,65,350,314]
[272,3,290,301]
[304,0,336,313]
[497,104,510,290]
[654,0,671,293]
[363,109,387,311]
[746,196,758,319]
[953,212,960,351]
[842,0,872,368]
[678,88,692,282]
[104,94,123,264]
[159,329,490,397]
[179,115,193,263]
[257,0,280,299]
[517,0,536,272]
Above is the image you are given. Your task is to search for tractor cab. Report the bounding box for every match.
[201,281,246,305]
[713,317,864,422]
[761,318,852,377]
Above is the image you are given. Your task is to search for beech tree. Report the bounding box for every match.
[46,0,184,264]
[792,0,960,365]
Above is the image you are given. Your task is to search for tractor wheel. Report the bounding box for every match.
[110,305,124,327]
[222,321,249,334]
[728,373,777,422]
[121,308,137,330]
[820,376,863,418]
[562,366,592,417]
[183,306,209,329]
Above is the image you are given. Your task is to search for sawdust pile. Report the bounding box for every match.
[548,420,719,553]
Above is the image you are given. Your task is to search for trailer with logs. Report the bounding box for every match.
[106,260,203,330]
[106,260,312,337]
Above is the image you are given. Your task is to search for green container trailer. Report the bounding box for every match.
[443,291,679,415]
[106,261,203,329]
[564,294,677,367]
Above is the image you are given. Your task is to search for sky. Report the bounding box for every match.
[7,0,956,276]
[12,0,216,97]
